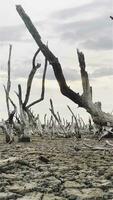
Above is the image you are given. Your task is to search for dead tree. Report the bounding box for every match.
[6,45,12,118]
[16,5,113,129]
[15,51,47,142]
[2,43,47,143]
[1,45,16,143]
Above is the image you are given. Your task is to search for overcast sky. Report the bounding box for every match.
[0,0,113,122]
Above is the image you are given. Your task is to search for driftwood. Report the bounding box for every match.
[98,127,113,141]
[105,140,113,147]
[67,105,81,138]
[0,157,21,169]
[0,121,14,143]
[49,99,67,135]
[16,5,113,128]
[0,193,21,200]
[36,114,43,136]
[83,142,113,151]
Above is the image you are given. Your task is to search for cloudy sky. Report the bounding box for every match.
[0,0,113,122]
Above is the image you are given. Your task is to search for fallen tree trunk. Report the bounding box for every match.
[16,5,113,127]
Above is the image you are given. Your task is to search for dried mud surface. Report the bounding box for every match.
[0,134,113,200]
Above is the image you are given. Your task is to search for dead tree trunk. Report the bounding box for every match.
[16,5,113,127]
[6,44,12,118]
[2,45,15,143]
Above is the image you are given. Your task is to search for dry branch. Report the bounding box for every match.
[99,129,113,141]
[23,49,41,108]
[32,48,41,68]
[77,49,92,101]
[105,140,113,147]
[26,57,47,109]
[0,157,21,169]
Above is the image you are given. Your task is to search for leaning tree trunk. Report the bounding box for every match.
[16,5,113,127]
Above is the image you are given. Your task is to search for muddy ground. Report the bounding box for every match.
[0,134,113,200]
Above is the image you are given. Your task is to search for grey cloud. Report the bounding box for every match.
[37,66,80,81]
[0,25,25,42]
[49,0,112,50]
[12,66,31,78]
[29,65,113,81]
[63,68,80,81]
[11,62,80,81]
[0,70,7,79]
[0,21,44,42]
[80,36,113,50]
[55,16,111,39]
[51,0,112,20]
[0,58,33,78]
[91,67,113,78]
[52,15,112,50]
[14,61,80,81]
[2,56,113,81]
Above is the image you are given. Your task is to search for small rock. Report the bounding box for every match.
[62,188,82,199]
[93,179,112,189]
[64,181,85,189]
[0,192,21,200]
[43,193,66,200]
[44,176,61,192]
[17,192,43,200]
[62,188,104,199]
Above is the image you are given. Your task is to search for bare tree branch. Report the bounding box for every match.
[77,49,92,101]
[26,57,47,108]
[23,52,41,108]
[32,48,41,68]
